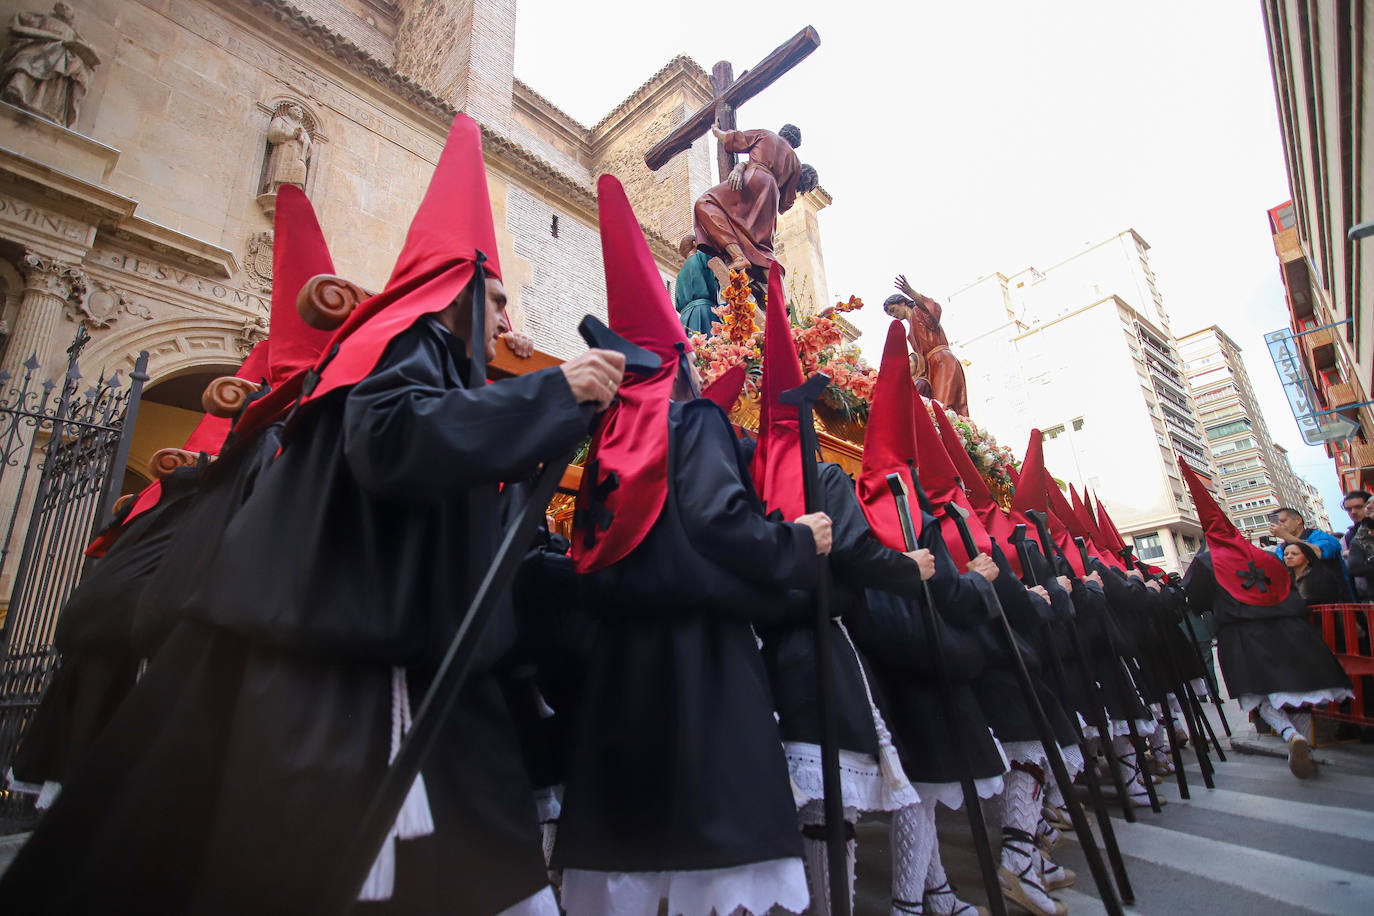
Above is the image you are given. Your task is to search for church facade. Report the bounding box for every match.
[0,0,837,600]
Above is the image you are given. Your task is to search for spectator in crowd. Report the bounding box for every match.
[1342,490,1374,600]
[1284,542,1346,605]
[1269,507,1353,601]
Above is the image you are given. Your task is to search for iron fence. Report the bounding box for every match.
[0,328,147,822]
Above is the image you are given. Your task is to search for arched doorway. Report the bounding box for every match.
[116,362,238,499]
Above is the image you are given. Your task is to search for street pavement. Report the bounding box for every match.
[1,701,1370,914]
[848,699,1374,916]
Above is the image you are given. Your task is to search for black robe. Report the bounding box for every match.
[759,462,931,760]
[846,512,1007,785]
[969,545,1078,747]
[130,419,288,657]
[553,398,817,873]
[1184,550,1351,701]
[9,466,202,788]
[0,320,592,915]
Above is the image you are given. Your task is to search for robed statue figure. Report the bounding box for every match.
[885,274,968,416]
[0,2,98,128]
[673,235,721,335]
[693,123,818,275]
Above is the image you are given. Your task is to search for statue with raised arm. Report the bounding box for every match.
[692,123,818,277]
[884,274,968,415]
[1,2,99,128]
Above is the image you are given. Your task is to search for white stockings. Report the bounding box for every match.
[800,799,857,916]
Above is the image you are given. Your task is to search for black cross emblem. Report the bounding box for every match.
[1237,560,1270,593]
[574,459,619,548]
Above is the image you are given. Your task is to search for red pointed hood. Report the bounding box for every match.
[261,185,336,386]
[231,185,338,440]
[1047,472,1104,569]
[700,364,746,413]
[1058,480,1113,568]
[859,322,921,550]
[89,190,337,556]
[932,402,1018,573]
[304,114,500,405]
[751,263,806,522]
[1072,485,1124,569]
[1179,459,1289,606]
[913,395,992,570]
[1009,430,1086,576]
[572,174,688,573]
[1095,497,1130,557]
[1006,463,1021,486]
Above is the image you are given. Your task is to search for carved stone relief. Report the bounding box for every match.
[243,231,274,291]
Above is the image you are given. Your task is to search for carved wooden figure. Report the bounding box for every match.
[295,273,370,330]
[148,448,200,480]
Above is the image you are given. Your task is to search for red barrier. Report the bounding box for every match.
[1308,604,1374,728]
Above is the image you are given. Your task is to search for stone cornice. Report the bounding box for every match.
[513,78,590,135]
[241,0,680,266]
[589,55,712,136]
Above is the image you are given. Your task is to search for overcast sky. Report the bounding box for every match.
[515,0,1350,527]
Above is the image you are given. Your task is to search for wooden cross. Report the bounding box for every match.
[644,26,821,181]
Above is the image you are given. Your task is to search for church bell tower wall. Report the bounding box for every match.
[590,58,714,250]
[394,0,516,133]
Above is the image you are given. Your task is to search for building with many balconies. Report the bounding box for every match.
[1262,2,1374,494]
[945,229,1221,572]
[1178,324,1316,540]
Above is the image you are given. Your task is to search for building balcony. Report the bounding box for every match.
[1328,380,1358,407]
[1151,371,1191,401]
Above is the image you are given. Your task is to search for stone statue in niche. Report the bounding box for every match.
[0,2,99,128]
[263,102,313,194]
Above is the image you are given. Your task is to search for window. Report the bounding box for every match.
[1072,417,1085,432]
[1042,425,1065,441]
[1205,418,1252,440]
[550,214,559,237]
[1135,534,1165,560]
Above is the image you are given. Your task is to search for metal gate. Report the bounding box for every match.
[0,327,147,819]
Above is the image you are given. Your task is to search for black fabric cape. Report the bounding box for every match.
[553,398,817,873]
[10,466,203,787]
[507,528,595,792]
[759,461,930,757]
[846,512,1006,784]
[1184,550,1351,700]
[131,420,288,657]
[0,320,591,915]
[969,545,1077,746]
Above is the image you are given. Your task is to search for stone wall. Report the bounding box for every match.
[506,184,604,359]
[394,0,515,132]
[591,61,714,248]
[289,0,397,63]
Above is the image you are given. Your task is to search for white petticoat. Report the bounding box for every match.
[1238,686,1355,713]
[999,740,1086,780]
[910,730,1007,811]
[496,886,561,916]
[561,857,810,916]
[1077,712,1158,739]
[784,742,920,813]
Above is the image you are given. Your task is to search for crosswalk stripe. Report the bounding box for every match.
[1105,818,1373,915]
[1165,786,1374,843]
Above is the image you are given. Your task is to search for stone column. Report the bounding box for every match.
[1,252,83,379]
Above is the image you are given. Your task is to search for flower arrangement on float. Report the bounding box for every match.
[688,271,877,425]
[928,401,1019,506]
[687,270,1017,502]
